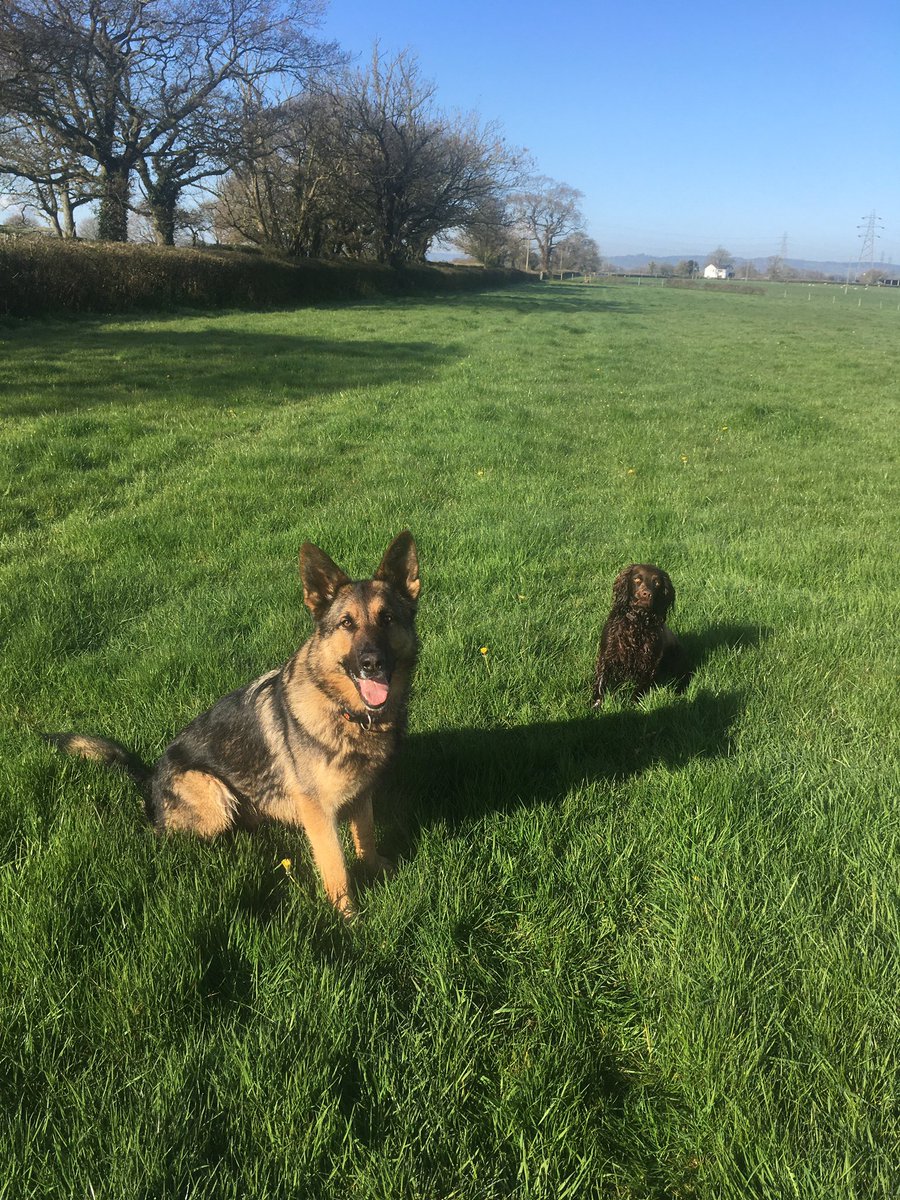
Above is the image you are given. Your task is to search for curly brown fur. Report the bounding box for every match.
[591,564,690,705]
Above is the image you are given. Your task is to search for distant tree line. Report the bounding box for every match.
[0,1,599,270]
[619,249,861,284]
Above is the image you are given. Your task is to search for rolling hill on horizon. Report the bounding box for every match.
[605,253,899,277]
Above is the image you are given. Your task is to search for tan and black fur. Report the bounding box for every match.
[591,563,690,705]
[45,532,420,917]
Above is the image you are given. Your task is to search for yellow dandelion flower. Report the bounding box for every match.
[479,646,488,655]
[280,858,292,872]
[626,468,636,476]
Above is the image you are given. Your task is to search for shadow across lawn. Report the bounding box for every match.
[386,686,742,849]
[446,284,641,318]
[1,324,461,417]
[190,685,741,934]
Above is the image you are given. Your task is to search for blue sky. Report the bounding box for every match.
[319,0,900,264]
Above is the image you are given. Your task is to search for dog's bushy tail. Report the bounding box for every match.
[43,732,152,798]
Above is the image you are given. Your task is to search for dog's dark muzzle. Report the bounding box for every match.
[348,642,394,709]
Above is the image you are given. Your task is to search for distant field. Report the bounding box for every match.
[1,279,897,1198]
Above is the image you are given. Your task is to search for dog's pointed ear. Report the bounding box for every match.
[375,531,420,605]
[612,566,633,611]
[300,543,352,620]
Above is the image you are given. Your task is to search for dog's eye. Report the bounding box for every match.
[339,614,355,630]
[379,610,393,626]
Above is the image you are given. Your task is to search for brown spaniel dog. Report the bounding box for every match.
[591,564,690,705]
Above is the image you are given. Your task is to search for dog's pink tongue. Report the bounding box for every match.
[359,678,389,707]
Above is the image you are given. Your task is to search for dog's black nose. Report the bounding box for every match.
[358,647,385,676]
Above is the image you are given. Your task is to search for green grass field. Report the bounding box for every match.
[1,279,898,1198]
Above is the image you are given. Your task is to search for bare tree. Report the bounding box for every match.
[213,90,353,254]
[1,209,47,236]
[215,48,524,265]
[177,198,218,247]
[0,0,341,242]
[451,195,519,267]
[551,230,600,276]
[334,48,522,266]
[707,245,732,268]
[134,101,243,245]
[0,117,94,237]
[513,176,585,275]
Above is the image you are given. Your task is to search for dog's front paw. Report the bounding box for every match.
[337,896,359,920]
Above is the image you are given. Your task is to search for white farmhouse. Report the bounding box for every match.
[703,263,735,279]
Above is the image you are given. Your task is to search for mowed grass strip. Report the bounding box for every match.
[1,281,898,1199]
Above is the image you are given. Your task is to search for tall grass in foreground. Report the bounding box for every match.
[1,280,898,1198]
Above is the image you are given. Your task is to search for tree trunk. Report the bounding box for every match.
[135,158,180,245]
[97,164,131,242]
[59,189,77,239]
[539,238,553,275]
[149,202,176,246]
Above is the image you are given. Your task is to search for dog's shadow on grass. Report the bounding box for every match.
[220,624,763,923]
[679,621,770,675]
[384,685,743,852]
[383,622,769,846]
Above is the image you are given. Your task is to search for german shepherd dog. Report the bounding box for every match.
[46,532,420,917]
